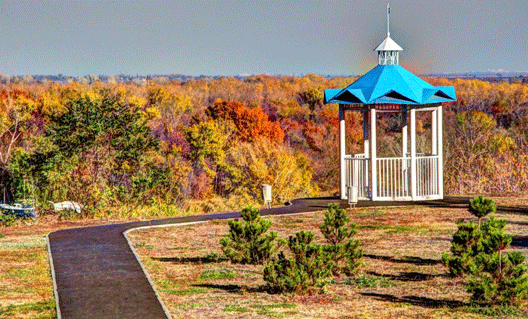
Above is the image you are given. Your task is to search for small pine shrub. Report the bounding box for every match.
[467,217,528,305]
[442,219,483,276]
[442,197,501,276]
[263,231,332,293]
[469,195,496,225]
[263,204,364,294]
[443,196,528,305]
[220,206,278,264]
[320,204,362,276]
[468,250,528,305]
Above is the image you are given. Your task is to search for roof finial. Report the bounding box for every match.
[387,3,391,37]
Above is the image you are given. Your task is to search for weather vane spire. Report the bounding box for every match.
[387,3,391,37]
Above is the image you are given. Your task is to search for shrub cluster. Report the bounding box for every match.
[220,203,362,294]
[264,204,363,293]
[442,196,528,305]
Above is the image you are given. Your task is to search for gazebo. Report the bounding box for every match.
[324,5,456,201]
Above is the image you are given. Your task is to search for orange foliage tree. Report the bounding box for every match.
[206,99,284,143]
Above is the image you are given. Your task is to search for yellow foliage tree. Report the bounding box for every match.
[222,140,318,204]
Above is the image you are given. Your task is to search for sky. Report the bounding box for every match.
[0,0,526,76]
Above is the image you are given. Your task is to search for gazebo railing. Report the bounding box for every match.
[345,155,369,200]
[345,154,441,201]
[376,157,411,199]
[416,155,439,198]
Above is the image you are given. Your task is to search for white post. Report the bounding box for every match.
[402,111,408,196]
[370,108,377,200]
[432,109,437,155]
[410,108,417,200]
[339,106,346,200]
[437,106,443,199]
[363,110,369,196]
[402,111,408,157]
[363,110,369,157]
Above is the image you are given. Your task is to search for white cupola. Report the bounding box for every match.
[374,4,403,65]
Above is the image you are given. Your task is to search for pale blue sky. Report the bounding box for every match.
[0,0,526,76]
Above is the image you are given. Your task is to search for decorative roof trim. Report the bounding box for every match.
[374,36,403,51]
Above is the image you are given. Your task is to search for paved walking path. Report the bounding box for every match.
[48,196,473,318]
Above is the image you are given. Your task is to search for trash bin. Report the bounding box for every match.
[262,184,272,209]
[348,186,358,208]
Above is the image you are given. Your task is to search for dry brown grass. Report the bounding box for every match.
[129,206,528,319]
[0,214,146,319]
[484,193,528,207]
[0,204,233,319]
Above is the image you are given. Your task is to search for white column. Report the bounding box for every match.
[402,111,408,196]
[402,111,408,157]
[432,109,437,155]
[437,106,443,199]
[363,110,369,196]
[339,106,346,200]
[363,110,369,157]
[410,108,417,200]
[370,108,377,200]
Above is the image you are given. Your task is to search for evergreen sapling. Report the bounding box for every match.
[320,203,363,276]
[442,196,528,305]
[442,196,497,276]
[263,204,363,294]
[220,206,278,264]
[469,195,496,227]
[263,230,331,293]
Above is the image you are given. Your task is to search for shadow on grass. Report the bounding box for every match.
[361,292,466,309]
[364,254,441,266]
[152,256,228,264]
[367,271,447,282]
[192,283,268,293]
[505,220,528,227]
[496,206,528,215]
[511,236,528,248]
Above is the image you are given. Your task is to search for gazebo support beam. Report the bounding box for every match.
[339,106,346,199]
[363,110,369,196]
[432,109,437,155]
[402,110,408,196]
[410,108,417,200]
[363,110,369,158]
[402,111,408,157]
[370,108,377,200]
[437,105,443,199]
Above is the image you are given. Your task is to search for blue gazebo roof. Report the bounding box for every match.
[324,64,457,106]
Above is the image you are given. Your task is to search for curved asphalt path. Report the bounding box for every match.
[48,196,473,319]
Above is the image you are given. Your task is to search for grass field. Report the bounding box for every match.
[0,214,143,319]
[1,196,527,318]
[0,203,223,319]
[128,204,528,319]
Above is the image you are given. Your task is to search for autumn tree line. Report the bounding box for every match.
[1,75,528,213]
